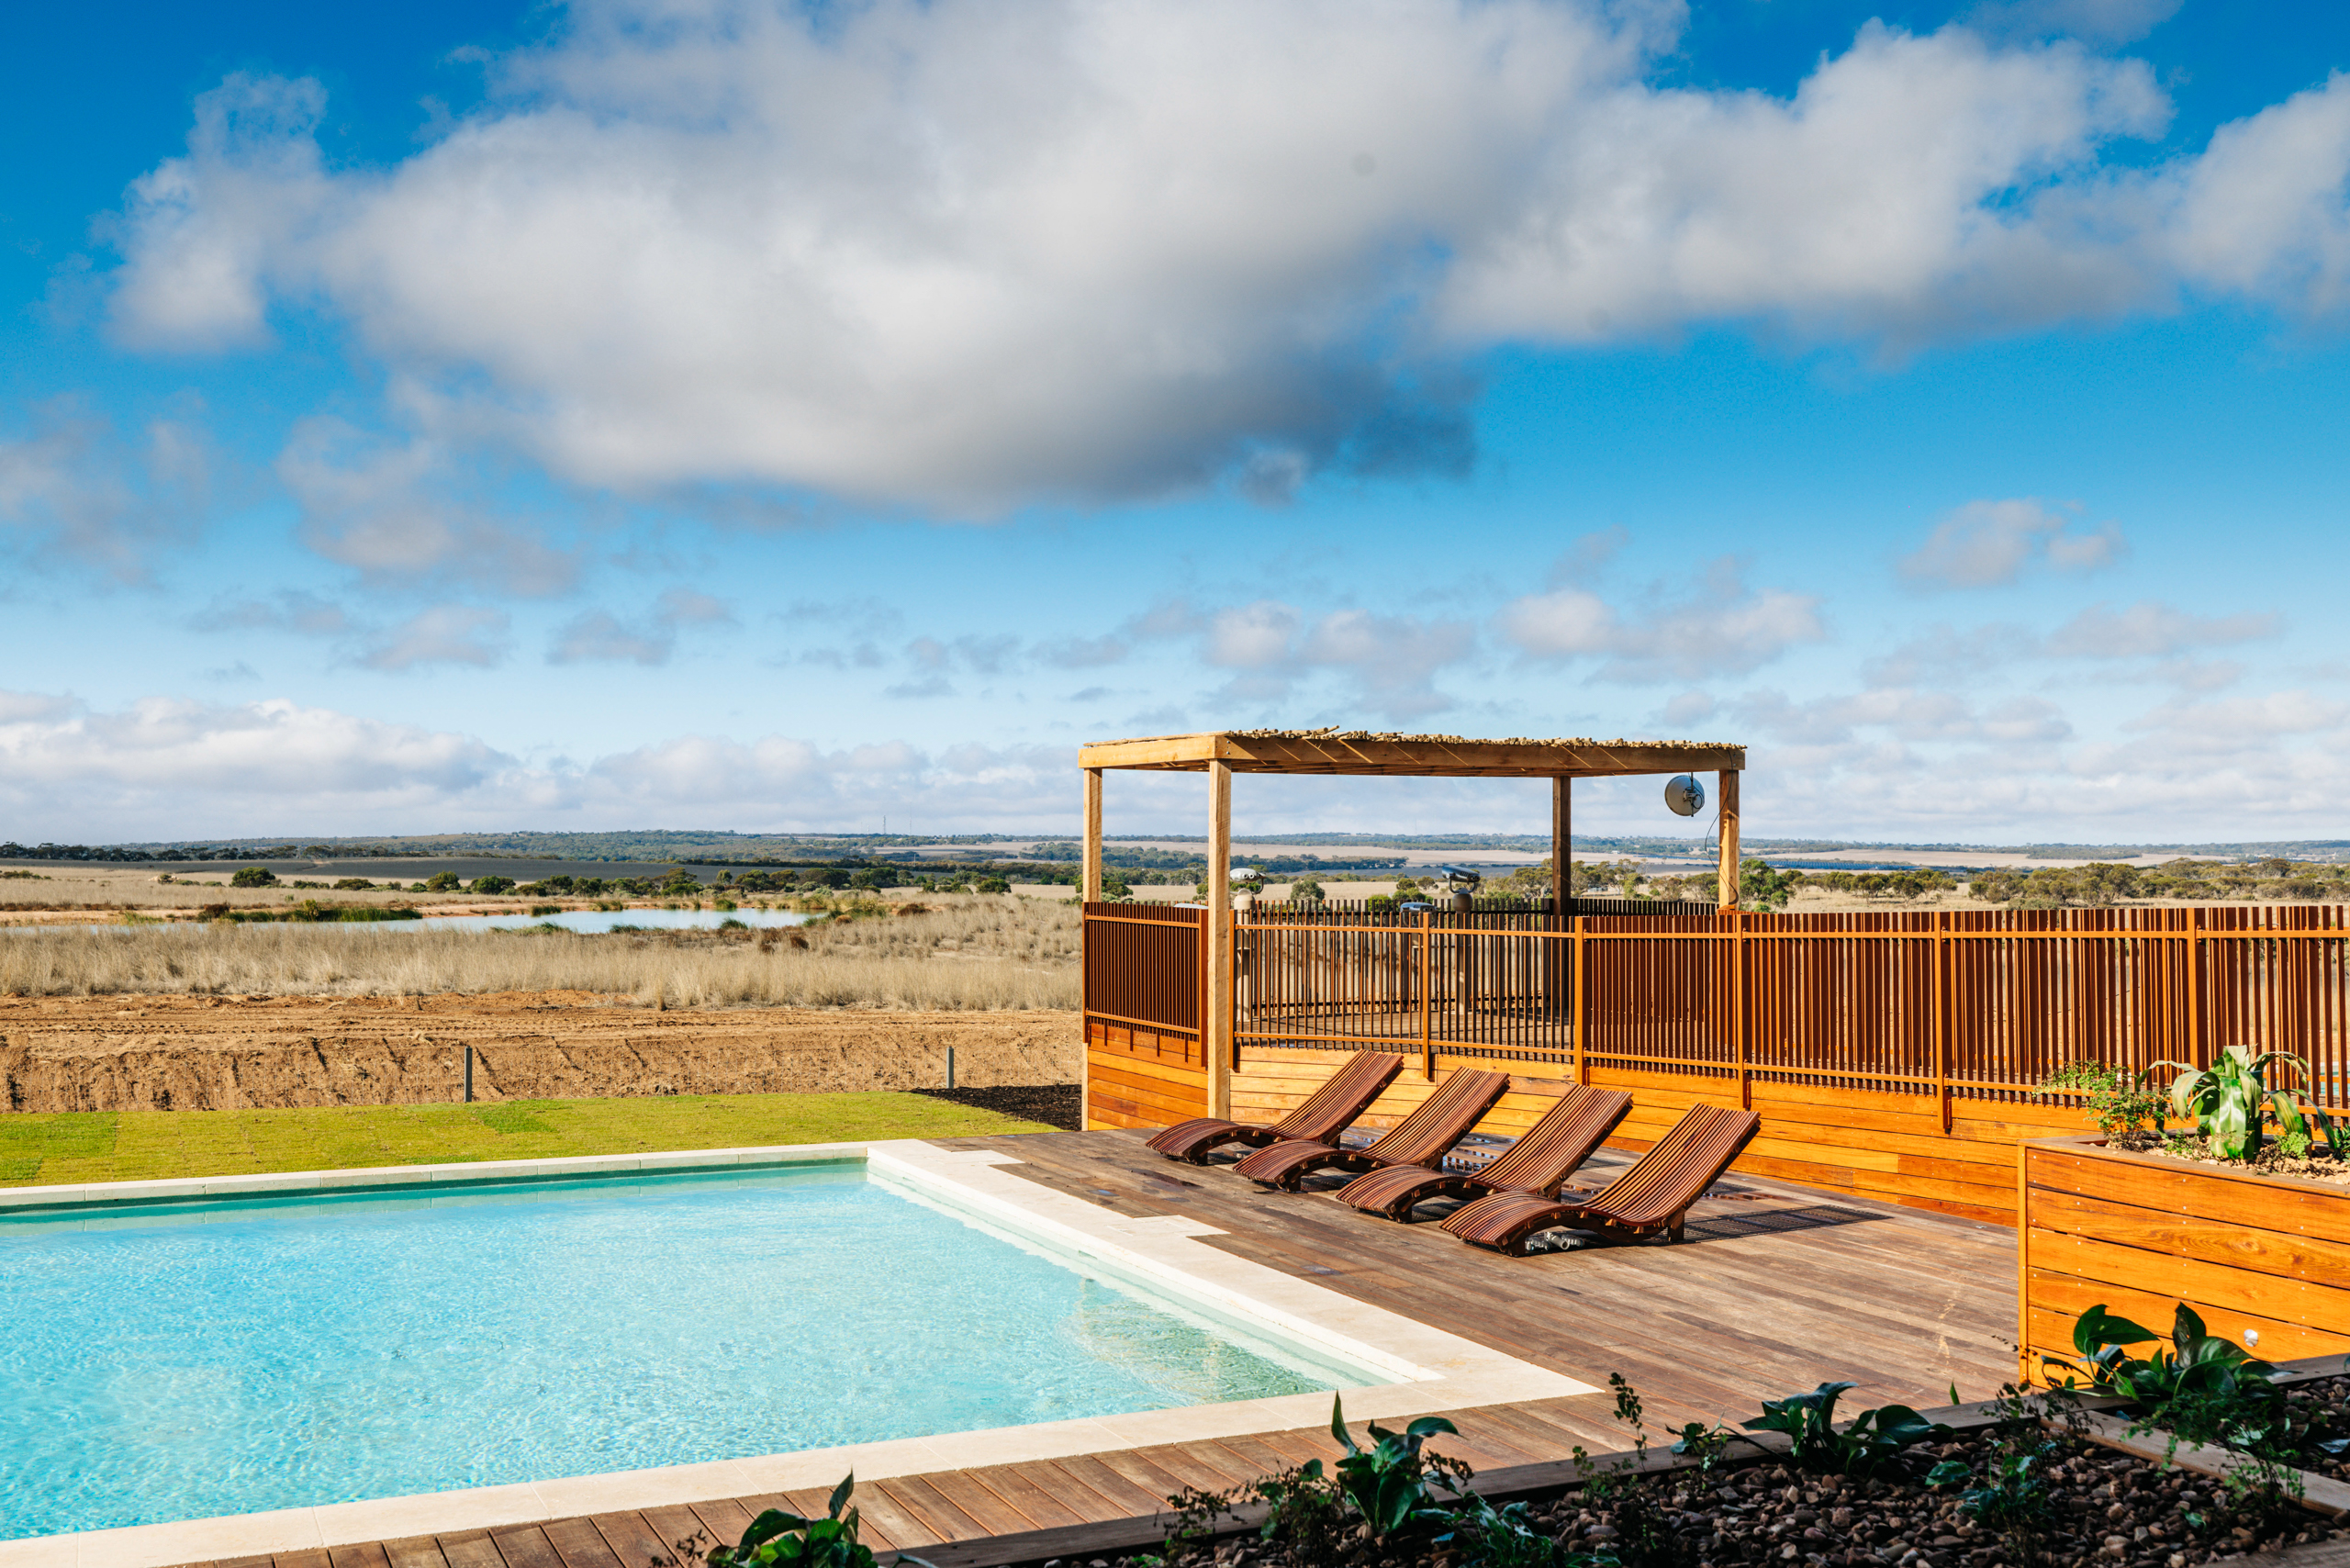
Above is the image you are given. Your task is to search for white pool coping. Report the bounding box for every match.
[0,1139,1590,1568]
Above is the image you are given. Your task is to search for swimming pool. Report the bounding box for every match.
[0,1160,1373,1540]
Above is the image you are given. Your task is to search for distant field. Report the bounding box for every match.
[0,898,1080,1007]
[0,1092,1052,1186]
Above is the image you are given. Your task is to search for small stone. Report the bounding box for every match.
[1834,1509,1854,1529]
[2167,1556,2188,1568]
[1784,1547,1800,1561]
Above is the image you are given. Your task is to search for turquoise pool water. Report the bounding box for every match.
[0,1163,1368,1540]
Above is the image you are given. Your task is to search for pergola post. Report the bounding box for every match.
[1550,777,1571,915]
[1205,760,1234,1117]
[1080,766,1102,1128]
[1081,767,1104,903]
[1717,768,1741,909]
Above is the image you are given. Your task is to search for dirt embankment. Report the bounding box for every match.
[0,992,1080,1114]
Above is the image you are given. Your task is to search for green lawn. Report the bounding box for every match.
[0,1092,1052,1186]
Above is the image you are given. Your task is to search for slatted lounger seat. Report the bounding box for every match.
[1335,1085,1633,1221]
[1145,1050,1405,1164]
[1441,1104,1761,1255]
[1232,1069,1511,1192]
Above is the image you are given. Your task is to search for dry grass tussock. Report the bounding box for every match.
[0,900,1080,1009]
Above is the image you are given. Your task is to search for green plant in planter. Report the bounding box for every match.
[1743,1382,1951,1476]
[2151,1045,2311,1159]
[705,1473,925,1568]
[2311,1107,2350,1160]
[2038,1060,2167,1144]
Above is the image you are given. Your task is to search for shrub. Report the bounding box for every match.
[2038,1060,2167,1145]
[469,876,518,895]
[975,877,1010,894]
[333,878,375,890]
[1290,877,1326,902]
[229,866,278,888]
[425,872,461,891]
[1743,1382,1949,1476]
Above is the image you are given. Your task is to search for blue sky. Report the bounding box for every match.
[6,0,2350,843]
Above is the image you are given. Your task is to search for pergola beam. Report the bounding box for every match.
[1077,731,1743,778]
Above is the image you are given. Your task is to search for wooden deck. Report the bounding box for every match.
[168,1128,2016,1568]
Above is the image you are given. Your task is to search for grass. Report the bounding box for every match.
[0,1092,1053,1186]
[0,898,1080,1008]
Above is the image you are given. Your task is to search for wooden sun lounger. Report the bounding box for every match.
[1334,1085,1632,1221]
[1231,1069,1511,1192]
[1440,1103,1761,1254]
[1144,1051,1405,1164]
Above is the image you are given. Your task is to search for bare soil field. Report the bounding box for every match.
[0,992,1080,1114]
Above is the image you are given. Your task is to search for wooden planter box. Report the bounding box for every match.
[2020,1133,2350,1380]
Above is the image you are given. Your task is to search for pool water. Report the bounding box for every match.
[0,1164,1365,1540]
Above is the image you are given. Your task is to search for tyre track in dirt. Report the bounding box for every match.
[0,992,1080,1113]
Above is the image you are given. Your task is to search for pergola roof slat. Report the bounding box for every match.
[1077,729,1743,778]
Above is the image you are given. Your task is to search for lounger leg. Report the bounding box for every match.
[1668,1216,1685,1243]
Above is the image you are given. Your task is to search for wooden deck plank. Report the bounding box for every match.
[328,1545,393,1568]
[432,1535,508,1568]
[1090,1444,1213,1504]
[540,1518,625,1568]
[871,1476,987,1542]
[918,1470,1048,1537]
[480,1527,567,1568]
[635,1505,715,1563]
[588,1509,677,1568]
[957,1463,1096,1530]
[754,1487,901,1554]
[684,1498,757,1552]
[380,1538,450,1568]
[1045,1453,1181,1518]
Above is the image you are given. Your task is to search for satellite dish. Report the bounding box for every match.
[1664,775,1706,818]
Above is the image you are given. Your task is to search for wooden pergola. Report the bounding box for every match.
[1077,729,1748,1113]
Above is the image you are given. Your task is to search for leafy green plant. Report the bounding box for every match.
[2311,1107,2350,1160]
[229,865,277,888]
[2047,1303,2287,1457]
[704,1473,925,1568]
[1743,1382,1951,1476]
[1326,1394,1472,1536]
[1442,1489,1617,1568]
[2039,1060,2168,1143]
[2152,1045,2311,1160]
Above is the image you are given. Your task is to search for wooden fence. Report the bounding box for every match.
[1081,902,1207,1132]
[1083,902,2350,1222]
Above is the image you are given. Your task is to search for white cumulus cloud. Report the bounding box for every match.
[97,3,2350,514]
[1897,498,2126,588]
[1500,558,1824,682]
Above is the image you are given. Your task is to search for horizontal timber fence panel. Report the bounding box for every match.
[1082,902,1207,1132]
[1089,902,2350,1217]
[2020,1135,2350,1379]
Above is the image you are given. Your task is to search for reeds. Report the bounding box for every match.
[0,900,1080,1010]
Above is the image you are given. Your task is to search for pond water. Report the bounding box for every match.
[410,909,812,935]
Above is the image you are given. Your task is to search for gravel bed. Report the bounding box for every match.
[2279,1375,2350,1480]
[906,1082,1080,1129]
[1048,1425,2347,1568]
